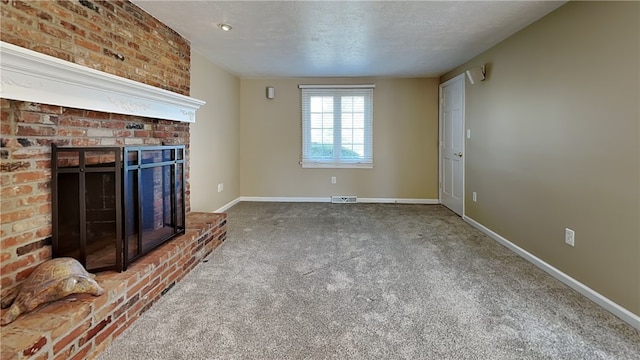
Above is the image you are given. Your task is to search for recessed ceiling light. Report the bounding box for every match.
[218,23,232,32]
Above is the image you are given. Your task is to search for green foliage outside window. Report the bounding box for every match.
[310,143,361,160]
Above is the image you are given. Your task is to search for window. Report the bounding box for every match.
[300,84,374,168]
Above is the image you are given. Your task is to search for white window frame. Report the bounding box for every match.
[299,84,374,168]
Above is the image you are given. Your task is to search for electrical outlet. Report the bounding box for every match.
[472,192,477,202]
[217,183,224,193]
[331,176,337,184]
[565,228,575,247]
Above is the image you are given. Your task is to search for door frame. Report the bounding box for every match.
[438,73,466,215]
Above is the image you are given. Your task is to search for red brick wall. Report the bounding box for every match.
[0,1,192,302]
[1,0,190,95]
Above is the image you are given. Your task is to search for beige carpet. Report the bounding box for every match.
[98,202,640,359]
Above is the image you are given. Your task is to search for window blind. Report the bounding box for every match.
[299,84,374,168]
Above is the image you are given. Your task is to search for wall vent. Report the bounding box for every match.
[331,195,357,204]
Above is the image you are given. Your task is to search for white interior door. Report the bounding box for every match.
[439,74,465,216]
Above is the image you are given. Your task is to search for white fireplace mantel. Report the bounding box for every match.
[0,41,205,123]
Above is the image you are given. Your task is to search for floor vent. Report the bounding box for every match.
[331,195,357,204]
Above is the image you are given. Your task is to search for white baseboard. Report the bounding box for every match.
[239,196,331,203]
[358,198,439,204]
[214,197,241,213]
[237,196,439,205]
[463,215,640,331]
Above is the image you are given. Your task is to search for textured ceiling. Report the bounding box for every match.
[132,1,566,78]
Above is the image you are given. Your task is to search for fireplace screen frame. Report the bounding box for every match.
[123,145,186,270]
[51,144,186,272]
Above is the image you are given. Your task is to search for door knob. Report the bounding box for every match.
[454,152,463,157]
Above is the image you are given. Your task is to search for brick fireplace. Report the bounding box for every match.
[1,1,226,359]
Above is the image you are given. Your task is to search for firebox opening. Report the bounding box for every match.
[52,144,186,272]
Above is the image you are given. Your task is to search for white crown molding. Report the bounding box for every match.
[0,41,205,123]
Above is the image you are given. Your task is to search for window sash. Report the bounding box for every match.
[300,85,374,168]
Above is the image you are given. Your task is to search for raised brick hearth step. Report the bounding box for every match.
[0,212,227,360]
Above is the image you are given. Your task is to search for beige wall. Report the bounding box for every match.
[442,1,639,315]
[190,51,241,212]
[239,78,439,200]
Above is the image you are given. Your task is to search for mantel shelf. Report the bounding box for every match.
[0,41,205,123]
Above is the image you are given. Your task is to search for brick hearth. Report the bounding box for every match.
[0,212,226,360]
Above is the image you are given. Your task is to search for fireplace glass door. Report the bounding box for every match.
[52,146,122,272]
[123,146,185,269]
